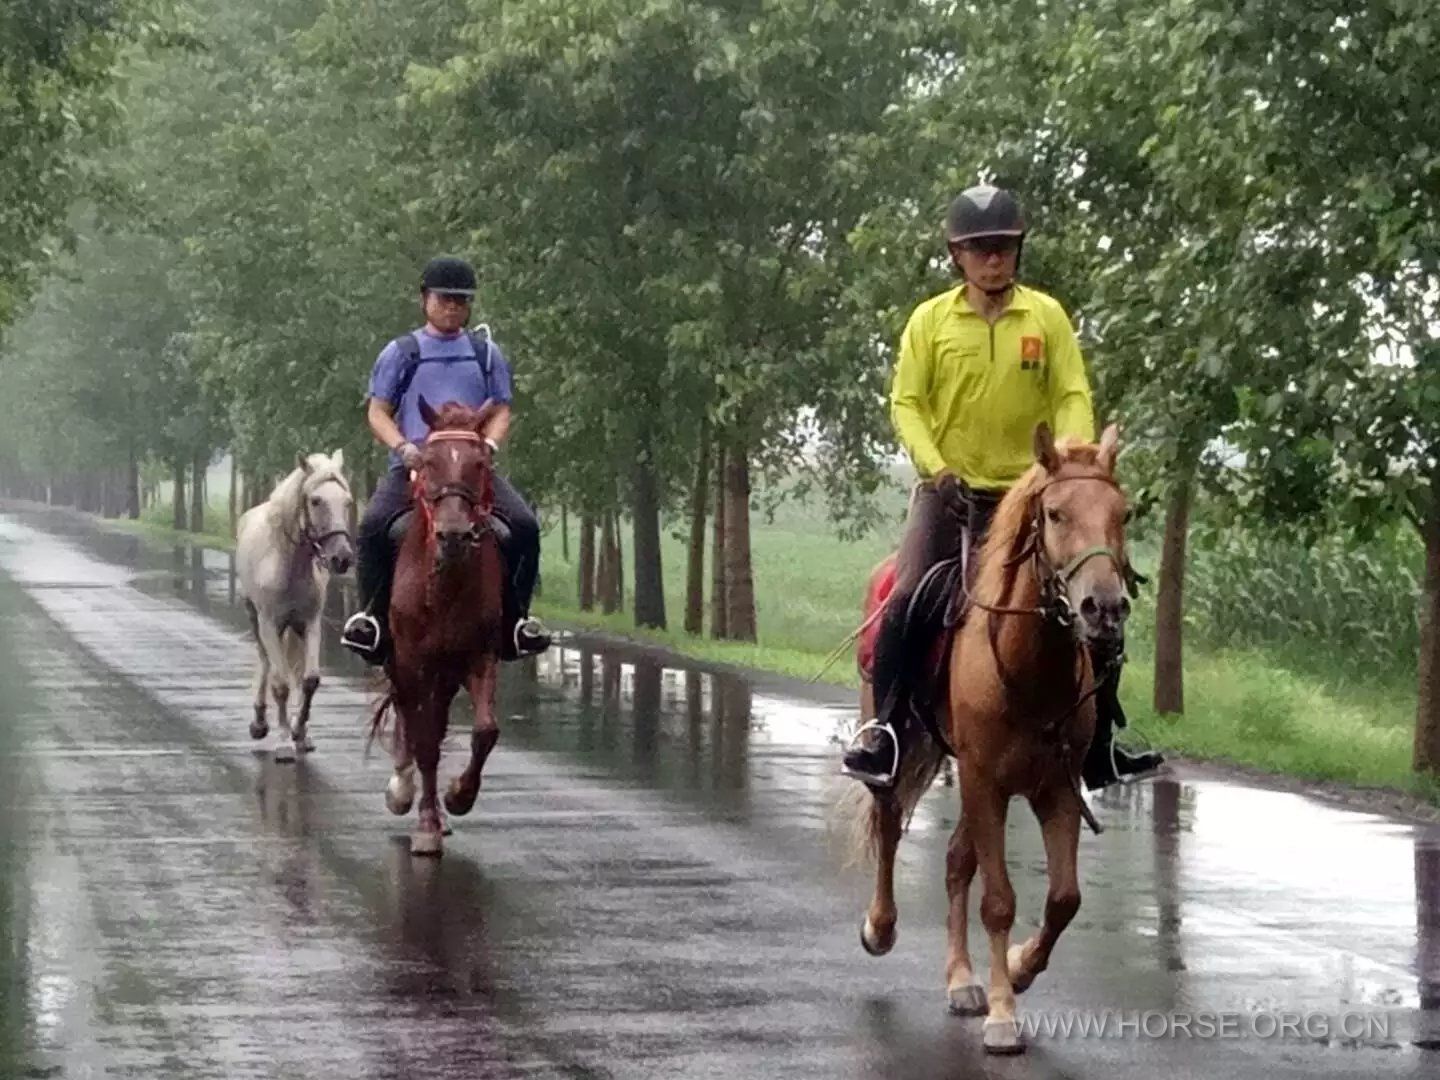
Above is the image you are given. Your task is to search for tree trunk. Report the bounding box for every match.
[190,453,206,534]
[126,444,140,520]
[229,454,238,538]
[560,505,570,562]
[599,511,620,614]
[631,453,666,629]
[684,421,710,636]
[1153,461,1194,715]
[172,459,186,531]
[723,441,757,642]
[579,514,597,610]
[711,445,728,639]
[1415,480,1440,776]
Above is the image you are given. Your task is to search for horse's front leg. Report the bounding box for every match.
[245,601,270,740]
[292,610,323,754]
[256,618,295,762]
[410,688,451,857]
[445,654,500,817]
[964,768,1024,1054]
[1009,780,1083,994]
[859,791,903,956]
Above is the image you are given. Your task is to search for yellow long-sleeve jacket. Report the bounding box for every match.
[890,283,1096,489]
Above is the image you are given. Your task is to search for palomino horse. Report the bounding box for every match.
[850,423,1132,1054]
[371,399,506,856]
[236,451,355,762]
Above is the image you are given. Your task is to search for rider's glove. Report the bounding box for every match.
[932,470,968,518]
[398,441,424,470]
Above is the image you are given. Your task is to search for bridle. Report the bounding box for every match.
[411,429,494,544]
[295,475,353,562]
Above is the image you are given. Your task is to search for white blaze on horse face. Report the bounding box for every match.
[451,447,459,465]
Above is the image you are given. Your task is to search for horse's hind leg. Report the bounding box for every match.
[859,792,903,956]
[445,655,500,817]
[246,601,269,740]
[945,813,986,1016]
[1008,783,1083,995]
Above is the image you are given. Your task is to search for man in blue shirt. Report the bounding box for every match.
[341,255,550,662]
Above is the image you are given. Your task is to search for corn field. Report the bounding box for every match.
[1180,525,1422,679]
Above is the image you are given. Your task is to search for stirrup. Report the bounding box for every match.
[341,611,381,653]
[840,719,900,788]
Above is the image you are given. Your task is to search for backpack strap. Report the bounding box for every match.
[390,332,424,408]
[391,326,495,411]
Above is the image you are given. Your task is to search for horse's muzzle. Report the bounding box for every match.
[1078,591,1129,654]
[435,528,477,565]
[322,538,355,576]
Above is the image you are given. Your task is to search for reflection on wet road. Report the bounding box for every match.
[0,508,1436,1078]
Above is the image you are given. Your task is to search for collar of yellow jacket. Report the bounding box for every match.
[946,282,1036,317]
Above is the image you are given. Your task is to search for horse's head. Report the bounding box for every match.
[297,450,355,574]
[1030,423,1131,658]
[415,397,498,567]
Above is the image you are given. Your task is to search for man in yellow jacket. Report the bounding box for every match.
[842,183,1163,789]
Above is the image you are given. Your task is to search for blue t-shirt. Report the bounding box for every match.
[367,327,513,457]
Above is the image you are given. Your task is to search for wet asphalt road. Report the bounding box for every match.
[0,508,1438,1079]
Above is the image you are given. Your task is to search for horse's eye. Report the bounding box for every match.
[1046,507,1064,525]
[310,496,322,507]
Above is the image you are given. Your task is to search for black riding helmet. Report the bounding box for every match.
[945,184,1026,296]
[420,255,477,298]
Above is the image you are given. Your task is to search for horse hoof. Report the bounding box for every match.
[385,776,414,816]
[947,984,988,1017]
[410,830,443,857]
[249,718,268,740]
[273,743,296,764]
[1008,944,1038,994]
[443,783,478,818]
[859,918,896,957]
[297,734,315,754]
[983,1017,1024,1054]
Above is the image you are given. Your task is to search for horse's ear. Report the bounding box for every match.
[296,451,312,474]
[418,395,438,428]
[1033,422,1061,473]
[331,448,344,470]
[1096,424,1120,474]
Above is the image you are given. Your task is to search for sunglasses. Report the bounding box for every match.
[431,292,473,305]
[956,236,1021,257]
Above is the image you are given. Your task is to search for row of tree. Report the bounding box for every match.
[2,0,1439,776]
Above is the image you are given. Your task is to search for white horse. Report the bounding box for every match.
[236,451,355,762]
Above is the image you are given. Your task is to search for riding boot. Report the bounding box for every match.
[341,528,396,664]
[842,599,911,787]
[1082,668,1165,790]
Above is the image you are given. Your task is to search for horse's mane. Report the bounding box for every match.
[266,453,350,529]
[973,439,1106,606]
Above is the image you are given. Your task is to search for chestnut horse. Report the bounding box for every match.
[849,423,1132,1054]
[370,399,506,856]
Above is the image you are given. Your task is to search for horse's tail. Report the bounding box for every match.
[841,723,949,868]
[365,680,399,757]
